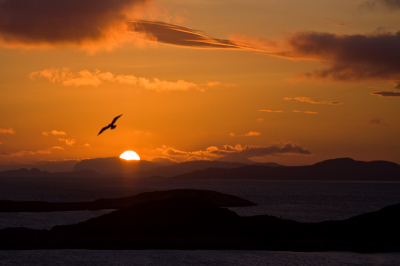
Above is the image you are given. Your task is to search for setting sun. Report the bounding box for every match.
[120,151,140,161]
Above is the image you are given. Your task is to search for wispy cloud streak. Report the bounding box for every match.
[372,91,400,97]
[130,20,276,51]
[0,128,15,134]
[157,142,311,162]
[30,68,222,92]
[42,130,67,136]
[285,97,343,105]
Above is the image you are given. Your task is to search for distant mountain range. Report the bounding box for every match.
[172,158,400,181]
[72,157,281,176]
[1,157,399,181]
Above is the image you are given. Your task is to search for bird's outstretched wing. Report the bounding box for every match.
[111,114,123,125]
[98,125,110,136]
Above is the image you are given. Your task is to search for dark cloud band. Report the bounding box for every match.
[129,20,266,50]
[0,0,148,48]
[372,91,400,97]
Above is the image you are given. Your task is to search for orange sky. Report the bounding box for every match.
[0,0,399,167]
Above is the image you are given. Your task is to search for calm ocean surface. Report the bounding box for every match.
[1,178,400,265]
[1,250,400,266]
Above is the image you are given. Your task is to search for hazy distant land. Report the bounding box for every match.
[1,157,399,181]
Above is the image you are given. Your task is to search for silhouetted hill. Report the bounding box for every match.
[0,189,256,212]
[172,158,400,181]
[1,193,400,251]
[73,157,162,174]
[51,197,242,238]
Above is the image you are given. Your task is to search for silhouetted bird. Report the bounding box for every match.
[98,114,122,136]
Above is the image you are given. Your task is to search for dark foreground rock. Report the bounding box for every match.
[0,189,256,212]
[0,193,399,252]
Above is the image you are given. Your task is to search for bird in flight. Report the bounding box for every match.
[98,114,123,136]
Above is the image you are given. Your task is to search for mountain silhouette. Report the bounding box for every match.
[2,157,399,181]
[73,158,248,176]
[171,158,400,181]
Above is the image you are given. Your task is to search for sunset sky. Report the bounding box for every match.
[0,0,399,168]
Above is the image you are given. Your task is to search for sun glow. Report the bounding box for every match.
[120,150,140,161]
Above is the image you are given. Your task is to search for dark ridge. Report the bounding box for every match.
[0,195,399,251]
[72,157,162,174]
[135,160,249,178]
[51,197,242,238]
[0,189,256,212]
[171,158,400,181]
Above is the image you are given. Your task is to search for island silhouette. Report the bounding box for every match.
[0,189,399,252]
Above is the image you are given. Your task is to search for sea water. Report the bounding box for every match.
[0,179,400,265]
[0,250,399,266]
[1,179,399,228]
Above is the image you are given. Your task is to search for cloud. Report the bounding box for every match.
[131,21,400,86]
[283,31,400,84]
[285,97,343,105]
[130,20,275,51]
[30,68,220,92]
[157,142,311,162]
[37,150,52,155]
[259,109,318,114]
[149,156,177,163]
[161,148,188,157]
[228,34,277,50]
[0,0,153,52]
[259,110,283,113]
[369,117,386,126]
[1,150,36,157]
[293,110,319,114]
[359,0,400,10]
[208,143,312,157]
[0,146,65,157]
[0,128,15,134]
[51,146,65,150]
[230,132,261,137]
[372,91,400,97]
[244,131,261,137]
[58,138,76,146]
[42,130,66,136]
[132,21,400,86]
[241,143,312,157]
